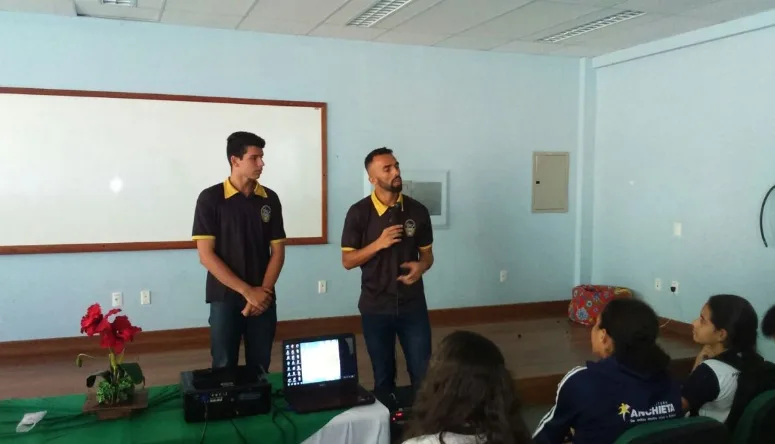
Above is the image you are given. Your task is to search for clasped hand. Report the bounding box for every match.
[241,286,274,317]
[398,261,425,285]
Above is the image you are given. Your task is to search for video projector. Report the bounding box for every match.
[181,365,272,422]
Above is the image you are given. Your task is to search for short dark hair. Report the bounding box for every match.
[599,298,671,374]
[226,131,265,165]
[763,305,775,338]
[364,147,393,170]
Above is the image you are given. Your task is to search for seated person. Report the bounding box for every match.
[533,298,682,444]
[682,294,764,425]
[401,330,532,444]
[762,304,775,339]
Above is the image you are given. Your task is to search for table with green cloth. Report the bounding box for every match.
[0,373,390,444]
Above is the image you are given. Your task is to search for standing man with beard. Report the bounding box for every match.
[192,131,286,373]
[341,147,435,398]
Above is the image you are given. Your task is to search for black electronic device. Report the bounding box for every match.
[282,332,375,414]
[374,386,415,444]
[181,365,272,423]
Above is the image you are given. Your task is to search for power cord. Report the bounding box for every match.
[199,404,208,444]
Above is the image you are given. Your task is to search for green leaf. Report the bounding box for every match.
[75,353,96,368]
[86,370,111,388]
[119,363,145,387]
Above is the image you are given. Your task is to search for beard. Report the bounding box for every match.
[378,177,402,193]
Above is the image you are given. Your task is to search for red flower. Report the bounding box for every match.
[78,304,141,354]
[112,315,142,343]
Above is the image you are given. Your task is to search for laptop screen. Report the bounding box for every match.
[283,334,357,387]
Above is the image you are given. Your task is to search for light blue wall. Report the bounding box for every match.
[0,12,582,341]
[592,18,775,359]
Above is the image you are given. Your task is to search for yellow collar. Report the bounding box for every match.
[371,191,403,216]
[224,178,267,199]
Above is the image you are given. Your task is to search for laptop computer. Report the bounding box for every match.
[282,332,376,414]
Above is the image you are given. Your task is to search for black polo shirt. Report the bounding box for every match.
[341,192,433,314]
[192,179,286,303]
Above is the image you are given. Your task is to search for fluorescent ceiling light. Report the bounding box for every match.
[347,0,415,28]
[537,10,646,43]
[101,0,137,5]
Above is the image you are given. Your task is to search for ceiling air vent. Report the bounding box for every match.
[101,0,137,5]
[347,0,415,28]
[537,10,646,43]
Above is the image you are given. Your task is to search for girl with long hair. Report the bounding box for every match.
[533,298,682,444]
[682,294,766,426]
[401,330,532,444]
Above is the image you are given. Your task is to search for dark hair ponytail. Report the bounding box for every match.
[706,294,763,372]
[599,298,671,374]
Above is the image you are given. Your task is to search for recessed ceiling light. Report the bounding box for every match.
[537,10,646,43]
[347,0,415,28]
[101,0,137,6]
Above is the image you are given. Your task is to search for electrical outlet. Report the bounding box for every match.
[673,222,682,237]
[111,292,123,307]
[500,270,508,282]
[655,278,662,291]
[671,281,680,294]
[140,290,151,305]
[318,280,327,294]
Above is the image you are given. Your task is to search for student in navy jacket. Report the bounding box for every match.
[533,298,683,444]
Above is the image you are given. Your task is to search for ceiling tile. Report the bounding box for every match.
[389,0,529,35]
[680,0,775,22]
[493,40,565,54]
[549,0,628,5]
[163,0,254,15]
[614,0,721,14]
[0,0,75,15]
[579,15,715,47]
[366,0,445,29]
[456,1,603,40]
[160,10,242,29]
[307,23,386,40]
[434,35,512,50]
[374,30,449,45]
[248,0,350,24]
[527,8,660,43]
[548,44,611,56]
[238,17,317,34]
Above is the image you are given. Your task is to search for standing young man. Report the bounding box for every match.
[192,131,286,372]
[341,147,435,397]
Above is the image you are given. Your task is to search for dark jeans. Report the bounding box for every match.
[209,298,276,372]
[361,309,432,396]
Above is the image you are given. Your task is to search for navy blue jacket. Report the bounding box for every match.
[532,357,683,444]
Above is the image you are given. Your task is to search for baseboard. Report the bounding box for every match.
[0,300,570,364]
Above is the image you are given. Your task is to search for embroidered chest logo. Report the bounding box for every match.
[404,219,416,237]
[260,205,271,223]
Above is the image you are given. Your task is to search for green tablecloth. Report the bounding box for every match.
[0,373,345,443]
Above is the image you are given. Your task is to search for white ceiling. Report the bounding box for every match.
[1,0,774,57]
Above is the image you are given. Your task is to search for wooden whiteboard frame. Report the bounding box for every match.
[0,87,328,255]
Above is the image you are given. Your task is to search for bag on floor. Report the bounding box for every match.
[568,285,632,326]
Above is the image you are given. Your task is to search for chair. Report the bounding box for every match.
[728,389,775,444]
[612,416,727,444]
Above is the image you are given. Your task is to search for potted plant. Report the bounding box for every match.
[76,303,147,419]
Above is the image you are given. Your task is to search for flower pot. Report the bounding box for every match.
[83,388,148,420]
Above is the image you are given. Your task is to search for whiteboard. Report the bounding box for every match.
[0,88,327,254]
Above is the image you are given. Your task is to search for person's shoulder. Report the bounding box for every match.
[347,196,372,214]
[261,185,281,201]
[403,195,429,212]
[197,182,225,202]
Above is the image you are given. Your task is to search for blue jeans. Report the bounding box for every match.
[361,309,432,396]
[209,299,276,372]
